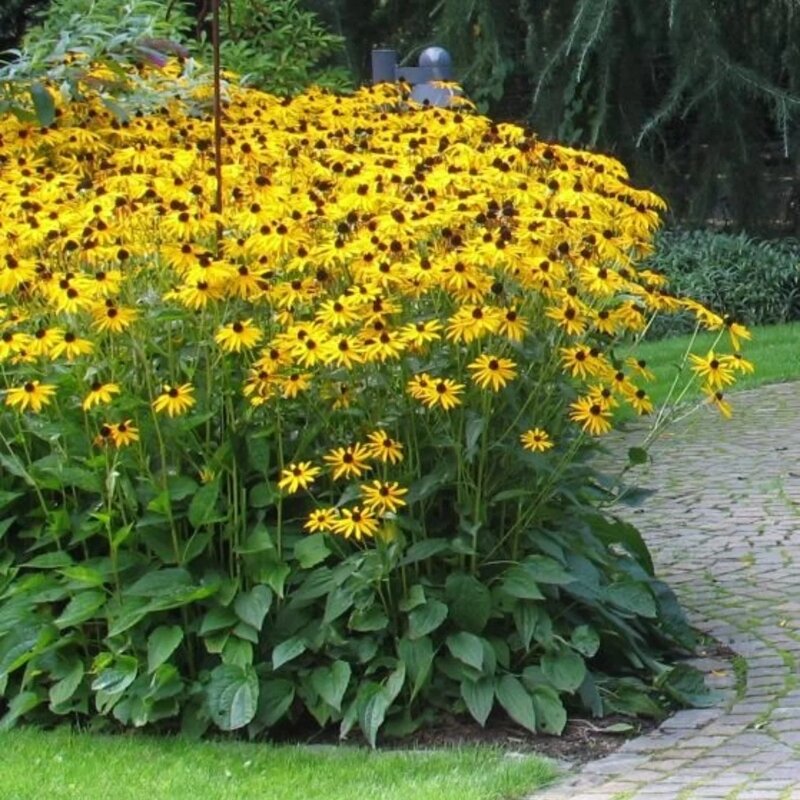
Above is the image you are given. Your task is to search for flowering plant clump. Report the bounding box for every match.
[0,63,743,740]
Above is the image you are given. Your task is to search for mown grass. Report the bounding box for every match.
[621,321,800,420]
[0,727,559,800]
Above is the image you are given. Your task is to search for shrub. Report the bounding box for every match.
[643,229,800,339]
[0,66,743,742]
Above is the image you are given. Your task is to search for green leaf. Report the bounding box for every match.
[658,664,722,708]
[531,686,567,735]
[628,446,649,466]
[446,632,485,671]
[310,660,351,711]
[106,598,151,637]
[255,678,294,727]
[55,590,106,629]
[92,655,138,696]
[49,660,84,709]
[500,566,544,600]
[207,664,259,731]
[460,677,494,726]
[126,568,192,597]
[397,636,434,700]
[400,538,450,566]
[23,552,74,569]
[512,601,550,651]
[571,625,600,657]
[0,691,41,730]
[495,675,537,733]
[234,585,273,631]
[294,534,331,568]
[398,584,426,612]
[0,516,16,542]
[30,82,55,126]
[222,638,253,668]
[255,557,290,598]
[200,606,238,635]
[541,651,586,693]
[147,626,184,673]
[167,475,199,501]
[323,585,355,624]
[237,524,273,554]
[357,683,390,749]
[607,581,657,618]
[0,491,22,510]
[408,599,448,639]
[520,556,573,585]
[446,573,492,633]
[188,478,221,527]
[272,636,306,670]
[349,605,389,632]
[0,625,53,677]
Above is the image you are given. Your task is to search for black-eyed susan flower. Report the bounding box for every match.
[364,429,404,464]
[689,351,736,390]
[703,385,733,419]
[628,388,653,416]
[625,357,655,381]
[419,377,465,411]
[82,380,121,411]
[277,461,322,494]
[215,319,263,353]
[49,331,94,361]
[28,327,64,357]
[569,396,613,436]
[329,505,380,540]
[732,352,755,374]
[91,303,138,334]
[304,507,339,533]
[5,380,56,413]
[406,373,433,401]
[0,330,31,361]
[323,443,372,481]
[497,307,528,342]
[360,480,408,514]
[109,420,139,447]
[520,428,554,452]
[152,383,196,417]
[468,354,517,392]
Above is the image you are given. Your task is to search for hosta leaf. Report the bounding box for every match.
[446,632,485,671]
[445,573,491,633]
[531,686,567,735]
[460,677,494,726]
[541,651,586,693]
[495,675,537,733]
[397,636,434,700]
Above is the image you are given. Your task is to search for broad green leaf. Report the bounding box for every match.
[237,524,273,554]
[254,557,290,598]
[272,636,306,670]
[499,566,544,600]
[200,606,238,636]
[408,599,448,639]
[0,691,41,730]
[357,683,390,749]
[512,601,550,650]
[607,581,657,618]
[147,625,184,673]
[23,552,74,569]
[30,82,55,126]
[628,446,649,466]
[571,624,600,657]
[294,534,330,568]
[0,516,16,542]
[49,660,84,709]
[0,491,22,510]
[400,538,450,566]
[106,598,151,637]
[520,555,574,585]
[446,573,492,633]
[233,585,273,631]
[126,568,192,597]
[55,590,106,629]
[658,664,722,708]
[349,605,389,632]
[446,632,485,671]
[207,664,259,731]
[541,651,586,693]
[310,660,351,711]
[495,675,537,733]
[398,584,426,612]
[397,636,434,700]
[531,686,567,735]
[167,475,199,501]
[323,585,355,624]
[188,478,222,527]
[222,638,253,668]
[255,678,294,727]
[91,655,138,695]
[0,624,55,676]
[460,677,494,726]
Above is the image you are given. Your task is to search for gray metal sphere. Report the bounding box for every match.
[418,46,452,68]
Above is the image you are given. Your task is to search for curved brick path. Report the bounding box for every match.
[532,382,800,800]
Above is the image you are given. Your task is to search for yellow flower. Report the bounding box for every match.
[360,480,408,514]
[5,380,56,413]
[82,381,121,411]
[304,507,340,533]
[329,505,380,540]
[323,443,372,481]
[419,377,464,411]
[569,396,613,436]
[49,331,94,361]
[703,386,733,419]
[468,354,517,391]
[277,461,322,494]
[109,420,140,447]
[520,428,554,452]
[689,351,736,390]
[152,383,196,417]
[215,319,263,353]
[91,303,138,334]
[364,429,404,464]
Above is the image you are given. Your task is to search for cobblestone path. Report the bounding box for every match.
[532,382,800,800]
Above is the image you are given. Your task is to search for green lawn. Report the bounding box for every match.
[622,321,800,418]
[0,727,559,800]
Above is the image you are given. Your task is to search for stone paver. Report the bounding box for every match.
[531,383,800,800]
